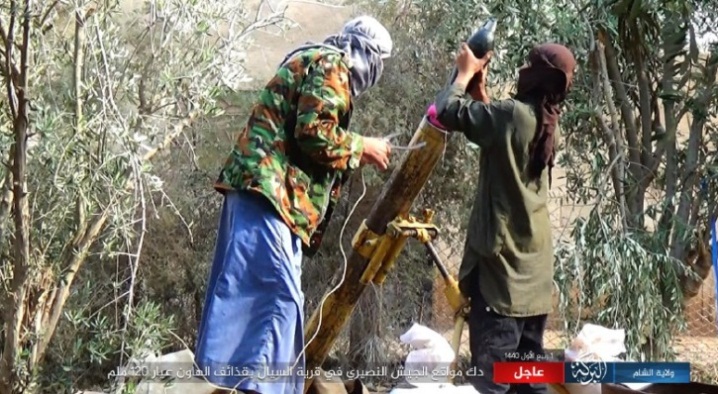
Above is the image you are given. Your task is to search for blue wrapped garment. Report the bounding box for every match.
[195,191,305,394]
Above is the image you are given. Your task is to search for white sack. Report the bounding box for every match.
[563,323,626,394]
[114,349,216,394]
[399,323,456,386]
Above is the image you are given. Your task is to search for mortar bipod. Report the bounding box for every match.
[352,209,471,384]
[423,240,471,384]
[351,209,439,285]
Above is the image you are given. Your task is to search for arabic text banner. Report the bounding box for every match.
[493,362,565,384]
[611,362,690,384]
[494,362,691,385]
[562,362,691,384]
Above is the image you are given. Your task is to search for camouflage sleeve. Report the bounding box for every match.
[294,53,364,171]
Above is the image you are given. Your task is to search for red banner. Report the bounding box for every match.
[493,362,565,384]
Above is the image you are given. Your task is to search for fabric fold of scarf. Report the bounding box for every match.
[515,43,576,187]
[279,15,392,98]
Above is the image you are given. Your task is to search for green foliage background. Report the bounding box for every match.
[0,0,717,392]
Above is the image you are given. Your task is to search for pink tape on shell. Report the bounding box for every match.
[426,103,446,129]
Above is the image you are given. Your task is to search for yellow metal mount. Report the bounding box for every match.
[344,207,568,392]
[351,208,472,384]
[352,208,439,286]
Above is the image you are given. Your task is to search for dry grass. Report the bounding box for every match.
[692,363,718,385]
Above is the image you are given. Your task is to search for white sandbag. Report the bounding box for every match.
[563,323,626,394]
[399,323,456,385]
[400,323,449,349]
[564,323,626,361]
[114,349,216,394]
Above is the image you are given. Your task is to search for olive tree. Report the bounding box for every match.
[356,0,717,363]
[553,0,718,360]
[0,0,287,392]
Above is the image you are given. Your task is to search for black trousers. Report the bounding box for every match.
[466,289,549,394]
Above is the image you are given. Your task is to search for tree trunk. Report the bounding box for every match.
[0,1,34,391]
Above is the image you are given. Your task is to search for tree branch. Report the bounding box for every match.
[35,112,199,364]
[0,0,31,389]
[669,49,718,259]
[636,60,653,170]
[4,0,19,121]
[654,40,682,236]
[0,16,22,88]
[594,40,628,232]
[73,6,86,133]
[38,0,60,32]
[669,113,708,259]
[0,152,15,245]
[598,29,641,167]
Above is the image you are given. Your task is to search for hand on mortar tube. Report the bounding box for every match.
[360,136,392,171]
[455,42,493,103]
[361,42,493,170]
[361,129,433,170]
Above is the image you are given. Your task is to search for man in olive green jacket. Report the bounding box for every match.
[433,42,576,394]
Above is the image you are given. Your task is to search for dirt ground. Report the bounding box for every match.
[240,0,357,89]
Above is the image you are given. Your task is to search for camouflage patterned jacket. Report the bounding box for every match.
[214,46,364,256]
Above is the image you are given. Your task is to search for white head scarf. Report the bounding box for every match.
[279,15,393,97]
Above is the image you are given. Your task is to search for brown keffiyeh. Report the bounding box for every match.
[515,43,576,187]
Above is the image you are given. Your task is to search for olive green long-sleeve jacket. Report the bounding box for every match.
[434,82,558,317]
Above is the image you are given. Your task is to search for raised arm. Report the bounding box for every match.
[294,53,364,171]
[434,82,514,148]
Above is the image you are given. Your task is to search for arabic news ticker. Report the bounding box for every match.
[493,362,691,384]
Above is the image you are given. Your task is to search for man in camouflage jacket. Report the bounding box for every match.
[194,16,393,394]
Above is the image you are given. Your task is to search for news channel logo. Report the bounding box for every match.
[565,361,609,385]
